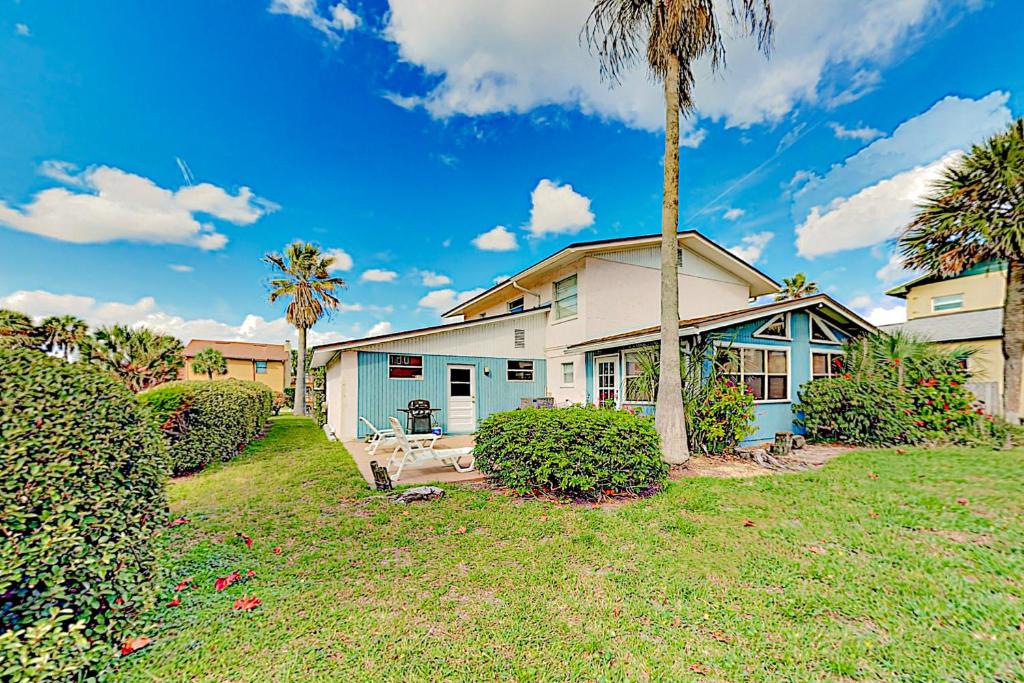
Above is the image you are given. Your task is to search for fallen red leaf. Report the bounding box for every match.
[168,517,188,527]
[868,510,879,519]
[710,631,732,643]
[867,472,879,480]
[166,595,181,607]
[246,569,256,577]
[174,578,192,591]
[239,532,254,548]
[672,616,682,627]
[120,636,152,656]
[742,519,755,527]
[233,595,262,611]
[688,663,709,674]
[273,546,282,554]
[956,497,969,506]
[215,571,242,592]
[454,526,467,535]
[808,545,828,555]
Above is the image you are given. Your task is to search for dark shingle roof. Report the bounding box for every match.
[879,308,1003,342]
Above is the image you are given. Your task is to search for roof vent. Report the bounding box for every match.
[514,329,526,349]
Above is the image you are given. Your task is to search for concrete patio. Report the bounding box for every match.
[343,434,484,487]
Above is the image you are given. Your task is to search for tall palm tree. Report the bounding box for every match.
[39,314,88,361]
[0,309,38,349]
[264,242,346,414]
[774,272,819,301]
[80,325,184,393]
[899,118,1024,424]
[583,0,773,464]
[192,347,227,380]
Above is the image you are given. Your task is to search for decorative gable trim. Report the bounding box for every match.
[808,311,843,345]
[752,313,791,340]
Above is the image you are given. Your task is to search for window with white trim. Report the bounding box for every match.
[507,297,525,313]
[561,362,575,386]
[753,313,789,340]
[388,354,423,380]
[623,351,654,403]
[719,346,789,401]
[553,274,578,319]
[507,360,535,381]
[811,351,845,380]
[809,313,841,344]
[931,293,964,312]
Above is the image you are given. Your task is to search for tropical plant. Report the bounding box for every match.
[843,330,972,389]
[583,0,774,464]
[192,346,227,380]
[264,242,346,414]
[79,325,184,393]
[38,314,88,361]
[899,118,1024,424]
[774,272,819,301]
[0,308,38,349]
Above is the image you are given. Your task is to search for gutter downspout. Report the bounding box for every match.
[511,280,542,308]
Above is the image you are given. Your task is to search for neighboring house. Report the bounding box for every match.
[881,260,1014,415]
[310,232,874,443]
[183,340,290,393]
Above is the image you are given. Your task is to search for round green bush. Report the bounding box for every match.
[0,348,168,681]
[138,379,273,476]
[794,377,921,446]
[473,406,666,497]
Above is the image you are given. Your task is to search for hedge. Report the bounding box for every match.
[794,377,921,446]
[473,406,666,497]
[0,348,168,681]
[138,379,273,476]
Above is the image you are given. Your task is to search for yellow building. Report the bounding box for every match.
[182,340,290,393]
[883,260,1018,416]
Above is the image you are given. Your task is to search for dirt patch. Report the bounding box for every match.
[919,528,994,546]
[672,444,856,479]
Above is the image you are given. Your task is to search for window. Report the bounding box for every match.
[388,354,423,380]
[507,360,535,381]
[932,293,964,312]
[449,367,472,396]
[561,362,575,386]
[809,313,841,344]
[255,361,268,374]
[624,351,655,403]
[507,297,525,313]
[553,274,578,319]
[719,346,789,401]
[753,313,789,340]
[514,328,526,349]
[811,351,845,380]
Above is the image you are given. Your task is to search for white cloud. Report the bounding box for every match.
[493,274,511,285]
[382,0,978,130]
[876,250,922,283]
[168,264,193,273]
[723,208,745,221]
[829,122,884,142]
[360,268,398,283]
[418,288,485,315]
[0,289,349,346]
[0,162,274,250]
[419,270,452,287]
[472,225,518,252]
[867,304,907,326]
[679,129,707,149]
[848,295,874,310]
[727,231,774,264]
[268,0,360,43]
[324,247,354,272]
[525,179,594,237]
[795,152,959,258]
[15,23,30,37]
[441,238,452,248]
[365,321,393,337]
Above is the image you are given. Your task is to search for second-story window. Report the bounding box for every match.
[255,361,268,374]
[507,297,525,313]
[554,274,578,320]
[931,293,964,312]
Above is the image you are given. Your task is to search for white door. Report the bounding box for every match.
[447,365,477,433]
[594,355,619,407]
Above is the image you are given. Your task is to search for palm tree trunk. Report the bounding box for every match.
[1003,258,1023,424]
[294,327,307,415]
[654,53,690,465]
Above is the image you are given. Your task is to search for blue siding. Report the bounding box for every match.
[356,351,547,436]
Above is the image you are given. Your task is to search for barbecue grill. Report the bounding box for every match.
[397,399,440,434]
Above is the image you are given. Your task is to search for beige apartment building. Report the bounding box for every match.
[182,339,290,393]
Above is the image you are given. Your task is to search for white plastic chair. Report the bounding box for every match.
[386,416,474,482]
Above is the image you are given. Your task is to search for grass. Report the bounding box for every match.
[109,415,1024,682]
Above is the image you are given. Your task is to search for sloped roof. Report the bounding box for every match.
[183,339,289,362]
[879,307,1003,342]
[885,259,1006,299]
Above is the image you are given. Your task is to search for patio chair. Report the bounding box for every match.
[386,416,474,482]
[359,416,435,456]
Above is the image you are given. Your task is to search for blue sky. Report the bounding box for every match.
[0,0,1021,345]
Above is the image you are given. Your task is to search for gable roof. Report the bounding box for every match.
[566,294,876,353]
[885,259,1006,299]
[442,231,781,318]
[879,307,1003,342]
[183,339,289,362]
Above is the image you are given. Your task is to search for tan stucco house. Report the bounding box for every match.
[182,340,290,393]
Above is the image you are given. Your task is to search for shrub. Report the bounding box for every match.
[138,379,273,475]
[687,377,756,455]
[794,377,921,446]
[0,348,168,680]
[473,406,666,497]
[907,372,977,434]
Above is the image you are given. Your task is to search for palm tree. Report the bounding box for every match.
[192,347,227,380]
[583,0,773,464]
[0,309,38,349]
[899,118,1024,424]
[264,242,346,414]
[39,314,88,361]
[80,325,184,393]
[774,272,819,301]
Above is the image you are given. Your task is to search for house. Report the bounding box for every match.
[182,339,290,393]
[881,259,1014,415]
[310,232,875,443]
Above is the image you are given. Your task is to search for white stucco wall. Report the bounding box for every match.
[325,350,360,441]
[548,352,586,405]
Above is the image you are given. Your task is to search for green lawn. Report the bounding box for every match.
[110,416,1024,682]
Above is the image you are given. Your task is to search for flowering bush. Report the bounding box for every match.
[687,378,756,455]
[794,377,921,446]
[907,373,977,434]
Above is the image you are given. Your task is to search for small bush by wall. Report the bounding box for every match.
[0,348,168,681]
[473,406,666,497]
[687,378,757,455]
[794,377,921,446]
[139,379,273,476]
